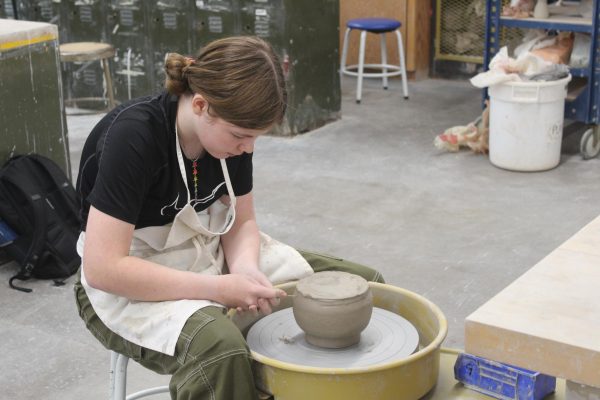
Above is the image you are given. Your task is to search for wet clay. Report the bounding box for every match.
[293,271,373,348]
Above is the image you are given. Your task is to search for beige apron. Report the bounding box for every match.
[79,132,313,355]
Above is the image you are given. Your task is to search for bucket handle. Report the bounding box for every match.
[511,85,540,103]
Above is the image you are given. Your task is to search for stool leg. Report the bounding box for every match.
[341,28,351,76]
[395,29,409,99]
[101,57,116,110]
[114,353,129,400]
[380,33,388,90]
[110,351,118,400]
[356,30,367,104]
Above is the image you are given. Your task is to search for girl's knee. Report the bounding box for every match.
[172,309,257,400]
[299,250,385,283]
[178,308,249,364]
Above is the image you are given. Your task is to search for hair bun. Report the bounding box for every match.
[164,52,190,96]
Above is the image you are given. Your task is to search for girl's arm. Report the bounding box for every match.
[83,205,283,306]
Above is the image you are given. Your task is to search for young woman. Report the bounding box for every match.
[74,36,384,400]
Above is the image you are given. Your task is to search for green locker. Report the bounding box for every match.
[281,0,340,135]
[239,0,283,40]
[60,0,107,42]
[1,0,16,18]
[60,0,108,108]
[24,0,341,135]
[191,0,239,51]
[0,19,71,177]
[147,0,192,93]
[107,0,153,102]
[14,0,60,24]
[238,0,341,135]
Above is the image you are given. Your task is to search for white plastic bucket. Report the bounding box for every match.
[488,75,571,171]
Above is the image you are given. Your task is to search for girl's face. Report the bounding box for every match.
[196,113,267,159]
[191,95,271,159]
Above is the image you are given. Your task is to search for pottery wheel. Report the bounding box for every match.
[247,307,419,368]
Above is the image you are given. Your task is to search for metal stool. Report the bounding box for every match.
[110,351,169,400]
[59,42,116,112]
[341,18,409,103]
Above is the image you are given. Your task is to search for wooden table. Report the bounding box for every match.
[465,214,600,393]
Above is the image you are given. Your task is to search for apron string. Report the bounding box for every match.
[174,121,192,202]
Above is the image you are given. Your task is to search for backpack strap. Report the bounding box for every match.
[9,266,35,293]
[29,154,80,222]
[2,174,48,293]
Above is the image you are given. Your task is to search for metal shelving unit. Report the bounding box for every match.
[484,0,600,159]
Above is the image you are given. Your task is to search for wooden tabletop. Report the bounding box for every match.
[465,214,600,387]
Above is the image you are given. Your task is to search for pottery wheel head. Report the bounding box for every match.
[296,271,369,300]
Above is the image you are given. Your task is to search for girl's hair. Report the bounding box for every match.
[164,36,287,130]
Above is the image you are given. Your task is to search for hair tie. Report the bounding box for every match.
[184,57,196,67]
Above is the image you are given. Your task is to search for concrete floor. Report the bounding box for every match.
[2,76,600,399]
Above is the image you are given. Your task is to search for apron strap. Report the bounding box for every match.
[220,159,236,208]
[174,122,192,202]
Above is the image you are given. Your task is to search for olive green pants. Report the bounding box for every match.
[74,250,384,400]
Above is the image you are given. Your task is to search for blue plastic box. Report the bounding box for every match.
[454,353,556,400]
[0,219,17,247]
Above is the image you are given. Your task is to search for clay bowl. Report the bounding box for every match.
[292,271,373,348]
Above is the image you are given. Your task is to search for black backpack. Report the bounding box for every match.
[0,154,81,292]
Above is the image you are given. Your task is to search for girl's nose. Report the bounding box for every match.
[240,137,256,153]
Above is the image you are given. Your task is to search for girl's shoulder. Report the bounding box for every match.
[109,92,174,128]
[101,92,175,145]
[87,92,175,168]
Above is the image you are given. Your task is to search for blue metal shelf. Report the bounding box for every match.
[569,67,590,78]
[499,16,593,34]
[484,0,600,125]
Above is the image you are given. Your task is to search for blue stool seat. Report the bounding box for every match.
[347,18,402,33]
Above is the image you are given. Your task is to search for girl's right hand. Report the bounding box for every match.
[214,274,286,312]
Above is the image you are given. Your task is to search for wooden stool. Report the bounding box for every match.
[59,42,116,112]
[341,18,409,104]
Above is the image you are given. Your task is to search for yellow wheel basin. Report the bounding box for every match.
[233,282,448,400]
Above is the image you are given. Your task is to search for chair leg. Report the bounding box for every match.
[101,57,116,110]
[380,33,388,90]
[340,28,351,76]
[395,29,409,99]
[356,30,367,104]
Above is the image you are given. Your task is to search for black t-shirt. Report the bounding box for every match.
[76,92,253,230]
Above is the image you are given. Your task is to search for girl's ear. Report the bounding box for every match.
[191,94,208,116]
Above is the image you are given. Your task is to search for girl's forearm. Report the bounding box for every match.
[84,255,221,302]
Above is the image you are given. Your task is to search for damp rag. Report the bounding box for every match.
[434,101,490,154]
[470,47,561,88]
